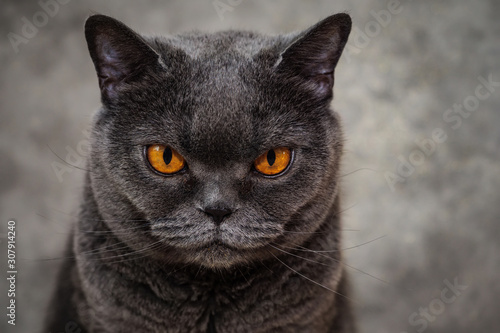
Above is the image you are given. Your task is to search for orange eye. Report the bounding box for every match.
[254,147,292,176]
[146,145,185,174]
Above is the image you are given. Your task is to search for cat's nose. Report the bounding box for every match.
[204,207,233,225]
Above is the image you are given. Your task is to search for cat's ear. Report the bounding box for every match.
[85,14,162,101]
[277,13,352,101]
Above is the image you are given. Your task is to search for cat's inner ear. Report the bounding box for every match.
[277,13,352,100]
[85,14,162,100]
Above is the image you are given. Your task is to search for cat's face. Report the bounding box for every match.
[85,14,351,268]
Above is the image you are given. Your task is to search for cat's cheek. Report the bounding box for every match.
[250,170,319,214]
[122,177,193,218]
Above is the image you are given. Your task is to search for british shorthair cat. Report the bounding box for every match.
[44,12,354,332]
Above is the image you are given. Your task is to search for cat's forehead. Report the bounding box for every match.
[157,32,278,158]
[183,53,258,162]
[166,30,284,60]
[146,32,310,163]
[151,31,289,120]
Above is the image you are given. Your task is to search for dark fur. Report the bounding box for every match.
[44,13,354,332]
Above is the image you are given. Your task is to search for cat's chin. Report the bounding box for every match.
[185,240,255,269]
[155,238,270,270]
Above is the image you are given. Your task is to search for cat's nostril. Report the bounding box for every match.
[204,207,233,225]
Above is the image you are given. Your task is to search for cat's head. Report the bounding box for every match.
[84,13,351,269]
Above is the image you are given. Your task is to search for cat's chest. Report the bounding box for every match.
[78,265,211,332]
[77,258,335,333]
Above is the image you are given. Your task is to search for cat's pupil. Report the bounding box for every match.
[163,147,173,165]
[267,149,276,166]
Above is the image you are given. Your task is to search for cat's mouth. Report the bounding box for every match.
[196,232,241,252]
[151,223,279,268]
[150,215,283,268]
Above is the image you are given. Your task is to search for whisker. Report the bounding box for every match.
[165,263,192,277]
[95,242,166,265]
[280,228,359,235]
[93,240,164,260]
[42,207,157,223]
[338,167,380,178]
[78,238,154,257]
[292,244,394,287]
[37,213,157,237]
[270,202,360,236]
[239,268,250,284]
[332,202,359,218]
[258,258,275,274]
[46,144,90,173]
[341,235,387,252]
[77,225,153,235]
[194,263,203,279]
[269,243,336,269]
[280,235,387,253]
[30,239,165,264]
[268,251,356,303]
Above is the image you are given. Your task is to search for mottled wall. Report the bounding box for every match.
[0,0,499,332]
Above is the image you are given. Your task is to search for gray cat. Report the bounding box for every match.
[44,12,354,333]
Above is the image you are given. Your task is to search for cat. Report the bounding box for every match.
[44,12,354,333]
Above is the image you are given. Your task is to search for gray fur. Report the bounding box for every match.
[44,13,354,333]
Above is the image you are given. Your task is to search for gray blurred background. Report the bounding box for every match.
[1,0,499,332]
